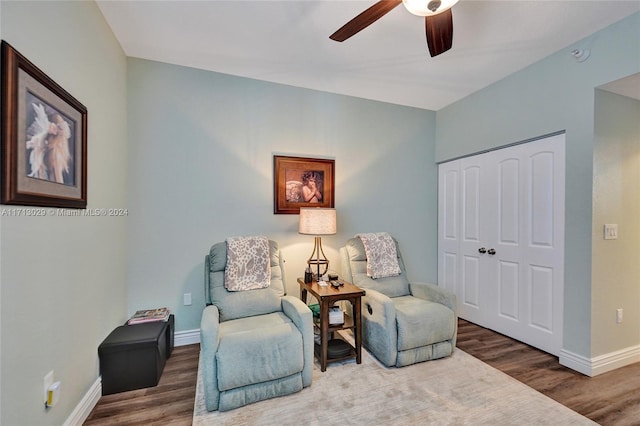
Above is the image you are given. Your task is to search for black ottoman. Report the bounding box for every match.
[99,321,168,395]
[165,314,175,358]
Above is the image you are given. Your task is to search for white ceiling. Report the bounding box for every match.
[96,0,640,111]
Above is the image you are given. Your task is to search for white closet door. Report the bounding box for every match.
[519,135,565,354]
[438,134,565,355]
[438,161,460,296]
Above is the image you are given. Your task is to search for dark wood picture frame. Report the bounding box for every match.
[273,155,335,214]
[1,41,87,209]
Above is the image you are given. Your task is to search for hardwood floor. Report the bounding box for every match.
[84,344,199,426]
[456,319,640,426]
[84,319,640,425]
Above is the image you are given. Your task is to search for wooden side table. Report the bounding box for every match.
[297,277,365,372]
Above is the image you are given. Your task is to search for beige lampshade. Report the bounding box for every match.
[298,208,337,235]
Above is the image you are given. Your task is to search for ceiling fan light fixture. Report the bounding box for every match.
[402,0,459,16]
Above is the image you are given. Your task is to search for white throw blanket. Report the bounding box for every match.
[356,232,401,279]
[224,236,271,291]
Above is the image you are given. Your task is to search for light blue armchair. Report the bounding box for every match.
[340,236,457,367]
[200,240,313,412]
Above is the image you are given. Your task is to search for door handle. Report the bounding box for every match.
[478,247,487,254]
[488,248,496,255]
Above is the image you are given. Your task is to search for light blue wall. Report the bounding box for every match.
[0,2,128,425]
[126,58,437,332]
[1,2,636,421]
[435,13,640,358]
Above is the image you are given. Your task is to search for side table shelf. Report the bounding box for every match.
[313,313,356,362]
[313,313,355,333]
[298,277,365,372]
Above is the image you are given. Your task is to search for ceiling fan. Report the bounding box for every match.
[329,0,459,57]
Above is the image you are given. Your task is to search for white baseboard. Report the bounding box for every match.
[63,377,101,426]
[175,328,200,346]
[64,328,201,425]
[560,344,640,377]
[559,349,592,375]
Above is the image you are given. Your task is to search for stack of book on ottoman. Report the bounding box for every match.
[127,307,170,324]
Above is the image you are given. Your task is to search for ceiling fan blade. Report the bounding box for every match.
[425,8,453,57]
[330,0,402,42]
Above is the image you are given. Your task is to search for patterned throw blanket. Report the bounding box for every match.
[224,236,271,291]
[355,232,401,279]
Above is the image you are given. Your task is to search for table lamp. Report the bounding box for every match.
[298,207,337,280]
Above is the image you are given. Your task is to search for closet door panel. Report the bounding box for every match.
[529,265,554,332]
[519,134,565,354]
[461,165,481,243]
[462,255,481,311]
[438,133,565,356]
[442,169,458,241]
[438,162,460,295]
[529,151,555,248]
[499,260,520,321]
[498,158,520,245]
[459,156,490,323]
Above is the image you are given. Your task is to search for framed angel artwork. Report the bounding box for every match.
[273,155,335,214]
[1,41,87,209]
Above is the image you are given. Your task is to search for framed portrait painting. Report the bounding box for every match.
[273,155,335,214]
[1,41,87,209]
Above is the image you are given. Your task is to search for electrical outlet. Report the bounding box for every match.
[617,308,623,324]
[604,224,618,240]
[183,293,192,306]
[44,371,54,405]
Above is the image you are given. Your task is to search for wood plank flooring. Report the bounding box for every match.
[456,319,640,426]
[84,344,199,426]
[84,319,640,425]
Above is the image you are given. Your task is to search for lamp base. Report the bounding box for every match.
[307,236,329,278]
[308,259,329,280]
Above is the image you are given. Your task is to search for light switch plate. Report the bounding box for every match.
[604,224,618,240]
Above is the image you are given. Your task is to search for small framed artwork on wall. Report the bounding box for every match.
[1,41,87,209]
[273,155,335,214]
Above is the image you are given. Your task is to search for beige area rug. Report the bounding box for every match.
[193,332,596,426]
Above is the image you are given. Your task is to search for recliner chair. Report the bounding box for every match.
[200,239,313,411]
[340,236,457,367]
